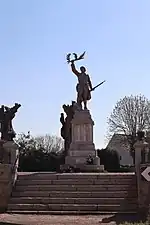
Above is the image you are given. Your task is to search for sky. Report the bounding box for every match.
[0,0,150,148]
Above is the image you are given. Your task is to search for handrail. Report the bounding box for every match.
[11,154,19,173]
[11,153,19,186]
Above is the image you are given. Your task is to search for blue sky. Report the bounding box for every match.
[0,0,150,148]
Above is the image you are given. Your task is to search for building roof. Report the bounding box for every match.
[107,133,130,151]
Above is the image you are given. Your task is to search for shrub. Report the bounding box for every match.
[97,148,120,172]
[16,133,64,172]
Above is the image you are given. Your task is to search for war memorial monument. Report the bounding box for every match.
[60,52,105,172]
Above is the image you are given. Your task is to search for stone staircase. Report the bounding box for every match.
[7,172,138,214]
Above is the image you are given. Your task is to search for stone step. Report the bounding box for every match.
[17,172,135,180]
[7,203,138,211]
[11,191,137,198]
[6,210,138,215]
[9,197,137,204]
[14,184,137,192]
[16,178,136,185]
[8,172,137,214]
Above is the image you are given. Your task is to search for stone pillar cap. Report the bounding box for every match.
[134,140,149,148]
[3,141,18,149]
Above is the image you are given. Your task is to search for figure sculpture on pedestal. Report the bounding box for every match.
[66,52,106,110]
[0,103,21,141]
[60,102,75,156]
[71,61,92,110]
[59,52,106,171]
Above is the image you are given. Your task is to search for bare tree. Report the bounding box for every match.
[107,95,150,161]
[34,134,64,153]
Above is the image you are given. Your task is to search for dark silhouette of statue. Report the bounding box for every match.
[0,103,21,141]
[66,52,106,110]
[71,61,93,110]
[137,130,145,141]
[60,101,75,156]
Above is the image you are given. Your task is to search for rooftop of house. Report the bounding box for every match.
[107,132,150,151]
[107,133,130,151]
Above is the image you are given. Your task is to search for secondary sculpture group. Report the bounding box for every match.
[0,103,21,142]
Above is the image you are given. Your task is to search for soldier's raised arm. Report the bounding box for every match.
[71,61,80,76]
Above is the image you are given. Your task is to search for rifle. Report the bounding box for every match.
[91,80,106,91]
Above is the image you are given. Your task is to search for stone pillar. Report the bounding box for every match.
[0,141,19,212]
[134,139,150,220]
[3,141,19,185]
[0,164,12,212]
[3,141,19,166]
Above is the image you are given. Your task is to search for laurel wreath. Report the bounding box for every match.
[66,52,86,63]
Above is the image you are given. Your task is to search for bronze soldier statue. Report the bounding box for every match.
[67,52,106,110]
[71,61,93,110]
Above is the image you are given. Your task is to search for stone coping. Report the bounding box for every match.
[17,172,135,175]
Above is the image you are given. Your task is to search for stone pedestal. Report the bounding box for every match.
[0,164,12,212]
[3,141,19,166]
[3,141,19,186]
[134,140,149,165]
[134,139,150,221]
[65,110,104,171]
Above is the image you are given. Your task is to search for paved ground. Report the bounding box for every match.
[0,213,142,225]
[0,214,119,225]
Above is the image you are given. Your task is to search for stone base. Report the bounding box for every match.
[77,164,104,172]
[60,163,104,173]
[65,155,100,165]
[0,164,12,212]
[65,109,103,169]
[65,156,88,165]
[66,141,97,165]
[3,141,19,166]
